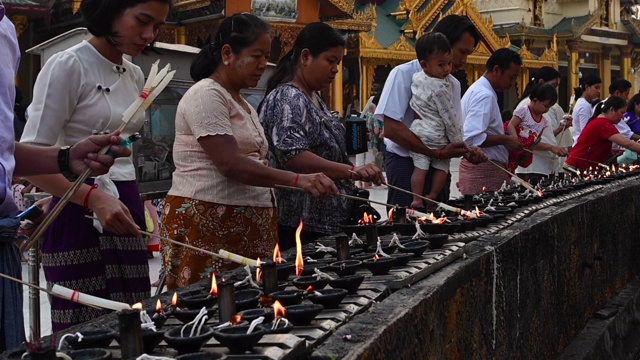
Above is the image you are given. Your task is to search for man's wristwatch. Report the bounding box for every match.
[58,146,79,182]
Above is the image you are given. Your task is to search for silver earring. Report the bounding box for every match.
[224,61,229,65]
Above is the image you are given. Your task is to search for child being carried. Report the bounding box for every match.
[408,32,463,209]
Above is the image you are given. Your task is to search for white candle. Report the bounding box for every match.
[50,284,130,311]
[218,250,258,267]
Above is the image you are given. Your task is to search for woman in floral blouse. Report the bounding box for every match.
[260,23,384,250]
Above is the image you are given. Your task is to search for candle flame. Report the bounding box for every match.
[231,314,242,325]
[156,299,162,312]
[373,253,380,261]
[210,273,218,296]
[295,220,304,276]
[360,212,374,225]
[273,243,283,264]
[306,285,314,293]
[273,300,286,318]
[171,292,178,307]
[387,208,394,224]
[256,258,262,282]
[132,302,143,310]
[482,186,487,192]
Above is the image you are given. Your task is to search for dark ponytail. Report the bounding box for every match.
[190,13,270,82]
[529,83,558,105]
[519,66,560,103]
[266,22,345,96]
[589,95,626,123]
[574,73,602,100]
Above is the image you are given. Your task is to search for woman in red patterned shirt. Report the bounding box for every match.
[565,96,640,170]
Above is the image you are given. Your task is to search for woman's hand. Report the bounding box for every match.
[550,146,568,157]
[295,173,339,197]
[70,130,131,176]
[352,164,385,185]
[88,192,141,237]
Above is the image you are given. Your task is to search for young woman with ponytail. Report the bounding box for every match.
[571,73,602,145]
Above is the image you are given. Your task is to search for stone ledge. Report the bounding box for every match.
[310,178,640,359]
[559,276,640,360]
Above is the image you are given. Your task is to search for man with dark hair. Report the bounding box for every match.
[458,48,523,194]
[375,15,486,207]
[609,78,632,99]
[601,78,640,142]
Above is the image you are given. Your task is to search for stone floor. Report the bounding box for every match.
[20,158,463,337]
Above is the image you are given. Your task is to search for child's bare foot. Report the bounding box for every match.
[410,200,424,209]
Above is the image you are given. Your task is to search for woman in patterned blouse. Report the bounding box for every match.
[260,22,385,250]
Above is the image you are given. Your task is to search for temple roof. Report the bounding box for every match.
[353,0,556,68]
[494,23,557,38]
[551,14,593,37]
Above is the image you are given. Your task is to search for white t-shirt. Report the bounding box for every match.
[461,76,508,164]
[0,17,20,216]
[572,98,593,146]
[375,59,462,157]
[514,98,557,175]
[22,41,145,181]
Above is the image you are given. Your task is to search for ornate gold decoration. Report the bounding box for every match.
[473,42,492,56]
[413,0,448,37]
[359,31,384,50]
[358,31,414,61]
[186,18,222,46]
[388,35,414,52]
[271,23,305,56]
[157,26,178,44]
[173,0,211,12]
[518,43,537,60]
[399,0,428,11]
[532,0,544,27]
[538,34,558,63]
[391,0,410,20]
[447,0,511,50]
[598,0,611,28]
[326,4,376,32]
[9,15,28,38]
[327,0,355,14]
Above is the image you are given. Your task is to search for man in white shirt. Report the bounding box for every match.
[458,48,523,195]
[375,15,486,207]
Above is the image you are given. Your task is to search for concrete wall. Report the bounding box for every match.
[311,179,640,359]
